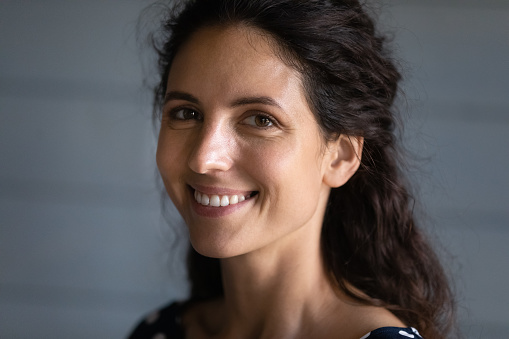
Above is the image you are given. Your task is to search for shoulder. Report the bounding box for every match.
[127,301,186,339]
[360,327,423,339]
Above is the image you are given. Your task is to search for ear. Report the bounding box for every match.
[323,135,363,188]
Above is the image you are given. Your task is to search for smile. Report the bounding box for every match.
[193,189,257,207]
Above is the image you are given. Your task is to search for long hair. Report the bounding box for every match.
[150,1,456,337]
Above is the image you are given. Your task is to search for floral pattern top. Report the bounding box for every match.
[128,302,424,339]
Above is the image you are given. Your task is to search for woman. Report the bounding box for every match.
[129,0,456,338]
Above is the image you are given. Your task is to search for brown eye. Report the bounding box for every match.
[242,114,275,128]
[170,108,201,121]
[255,115,272,127]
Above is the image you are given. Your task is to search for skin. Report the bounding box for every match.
[156,25,404,339]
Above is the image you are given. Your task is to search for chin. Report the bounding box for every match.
[189,235,236,259]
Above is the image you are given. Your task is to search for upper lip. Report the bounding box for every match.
[189,183,255,196]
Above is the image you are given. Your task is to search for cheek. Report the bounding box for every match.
[253,134,323,181]
[244,139,295,183]
[156,129,187,173]
[156,136,174,178]
[248,138,324,209]
[156,133,185,199]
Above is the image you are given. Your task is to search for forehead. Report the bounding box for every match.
[180,25,277,64]
[167,25,305,101]
[174,24,281,71]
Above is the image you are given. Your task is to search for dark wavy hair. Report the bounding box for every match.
[150,0,456,338]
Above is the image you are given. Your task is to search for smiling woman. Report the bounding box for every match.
[128,1,457,339]
[157,25,350,260]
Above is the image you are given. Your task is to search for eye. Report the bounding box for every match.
[170,107,202,121]
[242,114,275,128]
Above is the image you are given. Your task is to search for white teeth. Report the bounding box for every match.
[210,195,220,207]
[229,195,239,205]
[220,196,229,206]
[193,190,251,207]
[201,194,209,206]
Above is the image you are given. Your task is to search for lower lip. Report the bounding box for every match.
[190,192,255,218]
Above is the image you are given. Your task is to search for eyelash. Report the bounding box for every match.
[241,113,277,129]
[165,106,279,130]
[168,107,202,121]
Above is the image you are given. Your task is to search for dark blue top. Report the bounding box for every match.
[127,302,424,339]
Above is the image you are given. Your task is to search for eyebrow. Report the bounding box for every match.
[230,96,282,109]
[164,91,200,105]
[164,91,282,110]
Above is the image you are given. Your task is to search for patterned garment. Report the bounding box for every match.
[360,326,423,338]
[128,302,424,339]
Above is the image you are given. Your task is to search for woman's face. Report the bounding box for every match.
[157,26,336,258]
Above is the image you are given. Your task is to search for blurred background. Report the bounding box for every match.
[1,0,507,338]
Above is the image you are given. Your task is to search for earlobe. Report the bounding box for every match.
[323,135,363,188]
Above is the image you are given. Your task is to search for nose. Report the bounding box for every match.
[187,121,234,174]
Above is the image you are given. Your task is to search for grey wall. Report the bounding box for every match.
[1,1,507,338]
[385,2,509,337]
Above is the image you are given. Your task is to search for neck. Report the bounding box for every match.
[217,220,338,339]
